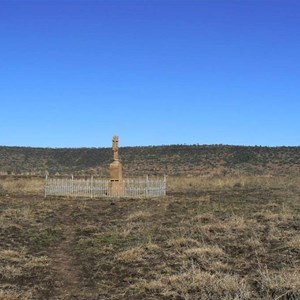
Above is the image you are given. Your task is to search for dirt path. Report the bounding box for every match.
[49,204,91,300]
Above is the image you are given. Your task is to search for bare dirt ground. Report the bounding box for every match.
[1,177,300,299]
[48,202,88,299]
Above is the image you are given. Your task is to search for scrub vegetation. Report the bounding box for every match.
[1,144,300,176]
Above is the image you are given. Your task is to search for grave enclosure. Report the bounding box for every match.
[45,136,167,198]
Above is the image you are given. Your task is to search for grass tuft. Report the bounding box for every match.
[115,247,145,263]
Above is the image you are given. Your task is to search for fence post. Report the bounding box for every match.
[163,175,167,196]
[71,175,74,197]
[145,175,149,197]
[91,176,93,199]
[45,175,48,198]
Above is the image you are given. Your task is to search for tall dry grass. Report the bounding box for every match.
[168,175,300,192]
[1,174,300,196]
[0,177,44,195]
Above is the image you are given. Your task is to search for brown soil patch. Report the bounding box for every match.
[49,203,90,300]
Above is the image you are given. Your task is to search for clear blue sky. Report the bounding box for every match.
[1,0,299,148]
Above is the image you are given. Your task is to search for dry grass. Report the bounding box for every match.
[0,290,27,300]
[195,215,262,239]
[184,245,224,259]
[0,250,25,262]
[254,208,294,224]
[0,290,33,300]
[288,235,300,250]
[168,175,300,192]
[126,211,152,222]
[245,237,262,248]
[0,177,44,195]
[1,175,300,196]
[115,246,145,262]
[192,212,216,223]
[167,237,200,248]
[138,267,252,299]
[0,208,34,226]
[0,265,23,280]
[259,268,300,298]
[144,242,161,252]
[0,248,52,298]
[1,175,300,299]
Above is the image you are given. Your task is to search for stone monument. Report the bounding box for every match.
[109,135,122,180]
[108,135,123,196]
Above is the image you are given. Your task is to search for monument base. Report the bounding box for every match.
[109,160,122,180]
[108,180,124,197]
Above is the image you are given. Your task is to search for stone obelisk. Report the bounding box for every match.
[109,135,122,180]
[109,135,123,196]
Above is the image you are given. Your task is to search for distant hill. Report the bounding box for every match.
[0,145,300,176]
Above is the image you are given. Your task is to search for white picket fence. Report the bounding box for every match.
[45,176,167,198]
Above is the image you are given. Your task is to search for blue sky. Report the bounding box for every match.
[0,0,299,147]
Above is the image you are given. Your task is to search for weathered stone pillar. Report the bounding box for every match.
[109,135,124,196]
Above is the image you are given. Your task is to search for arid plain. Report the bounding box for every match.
[1,175,300,299]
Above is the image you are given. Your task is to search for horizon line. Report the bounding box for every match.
[0,143,299,149]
